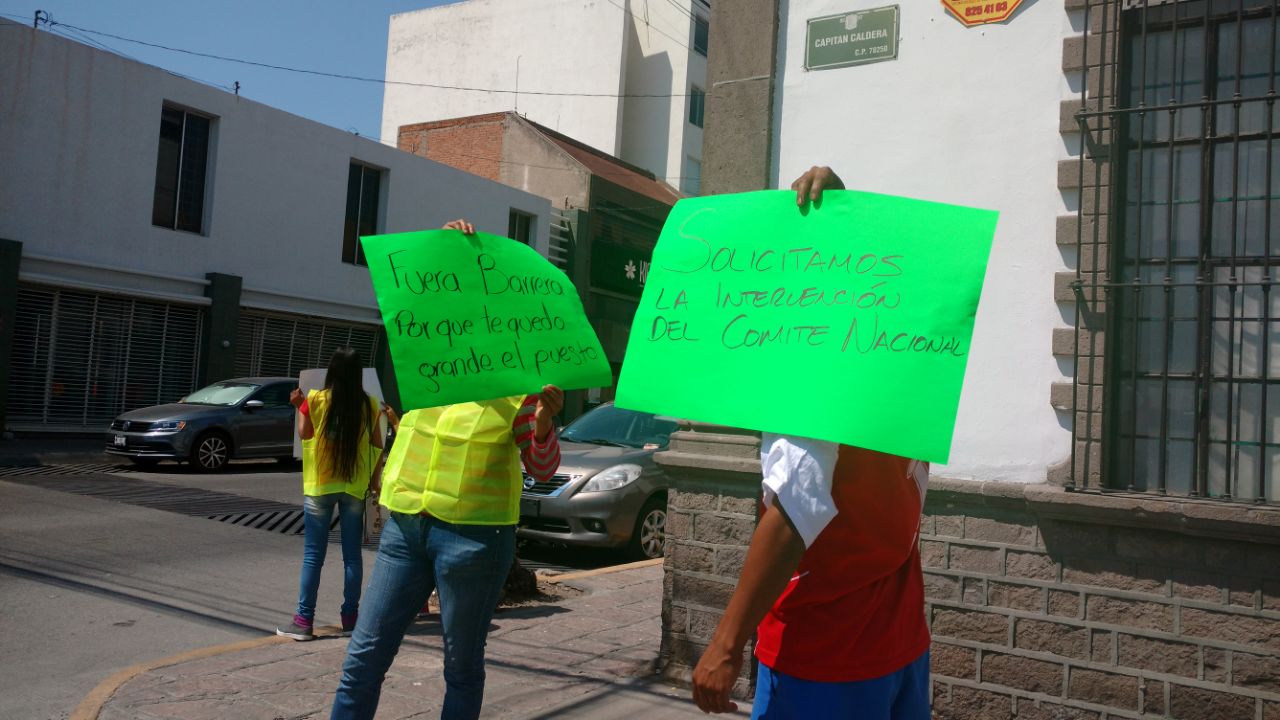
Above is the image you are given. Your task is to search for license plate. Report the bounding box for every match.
[113,435,126,447]
[519,497,540,518]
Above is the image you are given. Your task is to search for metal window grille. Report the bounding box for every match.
[1073,0,1278,502]
[234,309,383,379]
[7,285,205,428]
[549,209,577,273]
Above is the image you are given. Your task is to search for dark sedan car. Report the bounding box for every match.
[518,402,679,559]
[106,377,297,471]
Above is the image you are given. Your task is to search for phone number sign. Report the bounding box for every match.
[942,0,1023,26]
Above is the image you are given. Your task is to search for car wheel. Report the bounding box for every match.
[192,432,231,472]
[628,496,667,560]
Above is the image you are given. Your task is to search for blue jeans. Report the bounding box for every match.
[752,651,931,720]
[296,493,365,621]
[331,511,516,720]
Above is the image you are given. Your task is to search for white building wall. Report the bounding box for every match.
[771,1,1074,483]
[619,0,709,189]
[382,0,704,190]
[0,20,550,324]
[382,0,627,158]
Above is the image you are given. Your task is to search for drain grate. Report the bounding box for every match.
[0,463,129,477]
[2,473,318,535]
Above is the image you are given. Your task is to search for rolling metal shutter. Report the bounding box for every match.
[234,309,383,379]
[7,284,205,428]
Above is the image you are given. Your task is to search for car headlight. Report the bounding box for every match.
[151,420,187,432]
[580,464,643,493]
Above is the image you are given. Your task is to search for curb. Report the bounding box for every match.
[69,625,344,720]
[72,559,663,719]
[539,557,663,584]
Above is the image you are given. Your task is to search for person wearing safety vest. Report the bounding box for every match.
[278,347,384,642]
[690,168,932,719]
[330,218,565,720]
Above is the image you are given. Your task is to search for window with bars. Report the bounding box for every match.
[152,105,212,234]
[1097,0,1278,502]
[343,162,384,266]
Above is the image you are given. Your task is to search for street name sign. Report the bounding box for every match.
[805,5,899,71]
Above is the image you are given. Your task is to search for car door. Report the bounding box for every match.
[236,383,296,456]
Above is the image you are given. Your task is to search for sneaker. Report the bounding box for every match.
[276,615,314,641]
[340,612,358,637]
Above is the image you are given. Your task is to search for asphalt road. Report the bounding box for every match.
[0,458,626,720]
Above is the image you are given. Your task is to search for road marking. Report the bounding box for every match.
[73,558,664,718]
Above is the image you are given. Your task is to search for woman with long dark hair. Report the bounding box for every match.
[277,347,384,641]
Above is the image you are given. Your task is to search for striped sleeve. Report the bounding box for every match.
[512,395,561,482]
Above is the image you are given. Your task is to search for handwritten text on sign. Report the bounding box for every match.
[614,190,997,464]
[362,230,612,410]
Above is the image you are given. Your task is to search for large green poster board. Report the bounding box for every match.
[361,229,613,410]
[615,190,997,464]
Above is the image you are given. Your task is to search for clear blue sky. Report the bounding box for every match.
[0,0,455,141]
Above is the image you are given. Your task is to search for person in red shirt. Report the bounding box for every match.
[691,166,932,719]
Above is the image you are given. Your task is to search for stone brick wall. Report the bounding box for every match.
[1051,0,1117,488]
[927,480,1280,720]
[656,424,762,698]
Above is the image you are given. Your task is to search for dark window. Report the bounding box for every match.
[509,209,534,245]
[253,383,294,407]
[343,162,384,266]
[693,14,709,57]
[689,86,706,128]
[1102,1,1279,502]
[152,106,211,234]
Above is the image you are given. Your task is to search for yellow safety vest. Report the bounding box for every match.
[379,396,525,525]
[302,389,380,499]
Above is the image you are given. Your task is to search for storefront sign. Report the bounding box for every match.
[805,5,899,71]
[942,0,1023,26]
[591,240,652,298]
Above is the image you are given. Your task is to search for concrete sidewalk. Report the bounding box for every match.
[91,563,740,719]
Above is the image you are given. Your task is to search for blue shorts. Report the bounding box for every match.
[751,651,930,720]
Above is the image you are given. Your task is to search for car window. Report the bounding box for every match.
[184,382,259,406]
[635,414,679,448]
[253,383,294,407]
[561,405,678,449]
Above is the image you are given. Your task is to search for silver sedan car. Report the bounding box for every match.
[518,403,679,559]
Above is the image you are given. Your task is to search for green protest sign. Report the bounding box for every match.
[361,230,612,409]
[615,190,997,464]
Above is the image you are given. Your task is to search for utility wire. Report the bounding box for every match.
[10,9,699,208]
[40,19,695,98]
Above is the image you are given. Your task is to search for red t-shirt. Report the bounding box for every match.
[754,444,931,682]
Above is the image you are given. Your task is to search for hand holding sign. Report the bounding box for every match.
[615,189,997,463]
[361,227,611,411]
